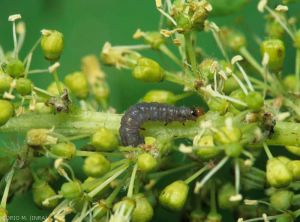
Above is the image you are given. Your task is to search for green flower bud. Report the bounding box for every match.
[41,30,64,61]
[83,154,111,177]
[94,83,110,103]
[47,81,66,96]
[137,153,158,173]
[214,126,241,144]
[93,200,110,220]
[218,183,239,209]
[144,32,165,49]
[266,158,293,188]
[276,214,294,222]
[132,194,154,222]
[287,160,300,180]
[278,156,291,165]
[0,100,14,126]
[283,75,297,92]
[0,206,7,222]
[198,59,218,81]
[194,135,221,159]
[285,145,300,156]
[224,142,243,157]
[266,19,285,39]
[34,103,53,114]
[0,74,13,94]
[245,91,264,111]
[91,128,118,152]
[206,212,222,222]
[223,77,239,94]
[260,39,285,71]
[270,190,293,211]
[16,78,32,96]
[132,58,164,82]
[294,29,300,49]
[50,143,76,159]
[64,72,89,99]
[220,28,246,51]
[26,129,57,147]
[113,198,136,214]
[32,180,58,208]
[176,14,193,32]
[60,180,82,199]
[159,180,189,211]
[207,97,229,114]
[142,90,177,104]
[230,89,247,110]
[3,58,25,78]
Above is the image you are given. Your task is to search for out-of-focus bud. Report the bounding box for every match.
[294,29,300,49]
[0,100,14,126]
[287,160,300,180]
[132,194,154,222]
[142,90,177,104]
[245,92,264,111]
[207,97,229,114]
[137,153,158,173]
[83,153,111,177]
[194,135,221,159]
[230,89,247,111]
[223,77,239,94]
[0,75,13,94]
[91,128,118,152]
[16,78,32,96]
[50,143,76,159]
[26,129,57,147]
[220,28,246,51]
[47,81,66,96]
[32,180,58,208]
[0,206,8,222]
[218,183,239,209]
[270,190,293,211]
[60,180,82,200]
[283,75,297,92]
[3,58,25,78]
[64,72,89,99]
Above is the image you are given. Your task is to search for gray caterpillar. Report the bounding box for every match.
[119,102,204,147]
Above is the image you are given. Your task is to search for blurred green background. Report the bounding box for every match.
[0,0,300,221]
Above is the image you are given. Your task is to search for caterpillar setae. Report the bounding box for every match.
[119,102,204,147]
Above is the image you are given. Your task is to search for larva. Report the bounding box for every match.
[119,102,204,146]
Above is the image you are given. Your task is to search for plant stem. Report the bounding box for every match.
[184,165,208,184]
[239,47,264,77]
[1,167,15,208]
[184,32,198,78]
[159,44,182,67]
[127,164,138,198]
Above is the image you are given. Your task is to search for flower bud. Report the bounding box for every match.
[223,77,239,94]
[230,89,247,111]
[41,30,64,61]
[206,212,222,222]
[218,183,239,209]
[214,126,241,144]
[0,100,14,126]
[34,103,53,114]
[60,180,82,199]
[91,128,118,152]
[92,200,109,220]
[220,28,246,51]
[64,72,89,99]
[266,158,293,188]
[266,19,285,39]
[190,209,206,222]
[94,83,110,103]
[283,75,297,92]
[144,32,165,49]
[270,190,293,211]
[0,206,7,222]
[294,29,300,49]
[207,97,229,114]
[194,135,221,159]
[285,145,300,156]
[32,180,58,208]
[3,58,25,78]
[142,90,177,104]
[26,129,57,147]
[0,74,13,94]
[198,59,218,81]
[245,91,264,111]
[159,180,189,211]
[276,214,294,222]
[16,78,32,96]
[287,160,300,181]
[47,81,66,96]
[50,142,76,159]
[260,39,285,71]
[132,58,164,82]
[132,194,154,222]
[224,142,243,157]
[137,153,158,173]
[83,153,111,177]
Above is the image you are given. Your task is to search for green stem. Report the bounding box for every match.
[52,70,62,95]
[239,47,264,77]
[127,164,138,198]
[159,44,182,67]
[1,167,15,208]
[184,165,208,184]
[263,143,273,159]
[184,32,198,78]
